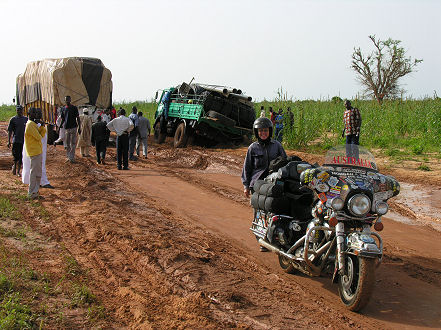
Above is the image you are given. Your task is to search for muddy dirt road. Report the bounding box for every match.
[1,129,440,329]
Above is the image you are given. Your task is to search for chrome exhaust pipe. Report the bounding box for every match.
[258,239,296,261]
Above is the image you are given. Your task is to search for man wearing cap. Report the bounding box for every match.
[77,108,93,157]
[128,106,139,161]
[7,105,28,176]
[107,108,134,170]
[60,96,81,163]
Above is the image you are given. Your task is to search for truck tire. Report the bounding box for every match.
[174,123,188,148]
[206,111,236,127]
[154,118,166,144]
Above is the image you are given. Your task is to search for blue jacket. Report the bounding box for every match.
[241,139,287,189]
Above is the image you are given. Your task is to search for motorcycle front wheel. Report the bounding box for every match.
[338,255,376,311]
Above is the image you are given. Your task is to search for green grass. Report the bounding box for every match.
[0,105,15,122]
[0,197,18,220]
[0,194,107,327]
[3,97,440,157]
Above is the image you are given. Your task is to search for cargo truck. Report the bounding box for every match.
[16,57,112,143]
[154,82,255,148]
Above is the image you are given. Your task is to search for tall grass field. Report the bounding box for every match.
[1,98,440,157]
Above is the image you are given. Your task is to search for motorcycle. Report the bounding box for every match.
[250,145,400,311]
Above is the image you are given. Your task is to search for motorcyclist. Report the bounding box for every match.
[241,117,287,199]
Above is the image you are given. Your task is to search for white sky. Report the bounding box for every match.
[0,0,440,104]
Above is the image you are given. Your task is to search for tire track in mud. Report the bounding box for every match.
[130,144,441,329]
[36,146,380,329]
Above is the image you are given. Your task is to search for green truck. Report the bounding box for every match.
[154,83,255,148]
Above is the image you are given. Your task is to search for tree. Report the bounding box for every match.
[351,35,422,104]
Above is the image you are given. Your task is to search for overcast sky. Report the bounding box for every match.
[0,0,439,104]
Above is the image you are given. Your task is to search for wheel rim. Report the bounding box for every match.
[341,256,358,300]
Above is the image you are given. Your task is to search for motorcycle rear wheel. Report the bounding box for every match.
[338,255,376,311]
[278,255,296,274]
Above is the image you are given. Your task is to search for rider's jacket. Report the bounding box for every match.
[241,139,286,190]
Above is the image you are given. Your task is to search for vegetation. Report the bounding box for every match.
[0,193,107,327]
[351,35,422,104]
[2,96,440,158]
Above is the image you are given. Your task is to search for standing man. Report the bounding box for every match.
[24,108,46,199]
[7,105,28,176]
[60,96,81,163]
[107,108,134,170]
[128,106,139,161]
[136,111,151,159]
[102,109,111,124]
[342,100,362,159]
[259,105,266,118]
[77,108,93,157]
[274,109,284,143]
[269,107,275,126]
[91,115,110,165]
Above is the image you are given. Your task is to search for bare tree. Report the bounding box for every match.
[351,35,422,104]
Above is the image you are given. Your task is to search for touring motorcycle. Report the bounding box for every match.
[250,145,400,311]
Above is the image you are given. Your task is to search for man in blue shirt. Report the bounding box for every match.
[8,105,28,176]
[274,108,284,143]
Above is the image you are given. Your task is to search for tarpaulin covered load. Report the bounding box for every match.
[16,57,112,110]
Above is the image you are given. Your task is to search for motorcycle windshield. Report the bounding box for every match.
[323,145,378,172]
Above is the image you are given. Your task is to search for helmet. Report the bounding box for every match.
[16,105,23,111]
[253,117,273,142]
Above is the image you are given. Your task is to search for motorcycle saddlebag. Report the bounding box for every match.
[252,180,266,194]
[264,196,290,215]
[250,191,260,209]
[268,155,303,174]
[258,182,284,198]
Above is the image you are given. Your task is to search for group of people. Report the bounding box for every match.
[242,100,362,251]
[53,96,151,170]
[7,96,152,199]
[259,106,295,143]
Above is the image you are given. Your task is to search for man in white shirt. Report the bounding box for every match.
[107,108,134,170]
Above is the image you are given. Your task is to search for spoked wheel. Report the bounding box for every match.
[338,255,376,311]
[278,255,296,274]
[173,123,188,148]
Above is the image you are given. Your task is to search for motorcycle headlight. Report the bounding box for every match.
[375,202,389,215]
[348,194,371,216]
[331,197,344,210]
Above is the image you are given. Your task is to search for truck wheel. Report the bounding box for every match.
[206,111,236,127]
[174,123,188,148]
[154,122,166,144]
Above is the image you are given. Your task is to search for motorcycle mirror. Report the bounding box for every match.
[154,91,158,102]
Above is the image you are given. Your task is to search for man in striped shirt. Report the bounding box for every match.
[342,100,362,159]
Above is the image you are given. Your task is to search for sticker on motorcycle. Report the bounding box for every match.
[316,183,329,192]
[329,186,341,195]
[327,176,339,187]
[318,193,327,203]
[317,171,330,182]
[342,185,349,191]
